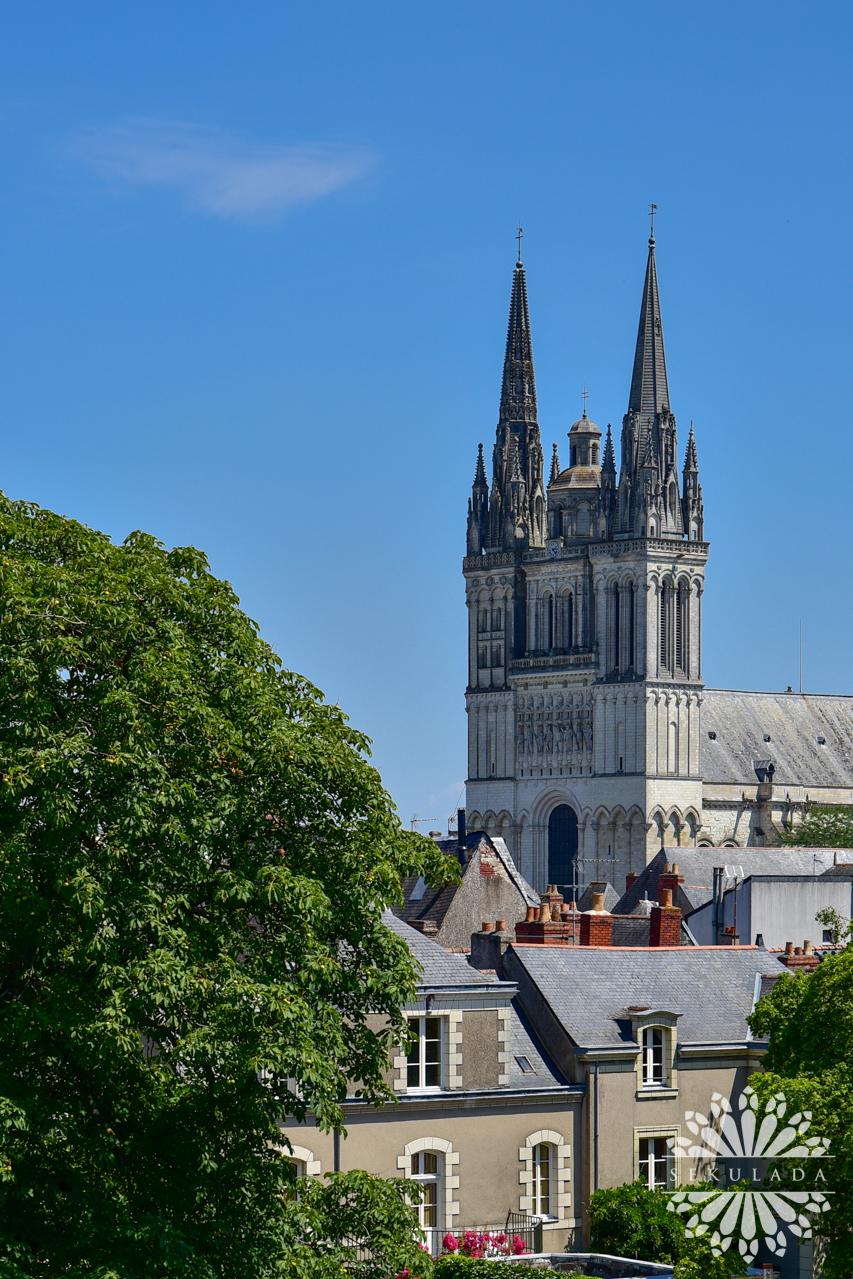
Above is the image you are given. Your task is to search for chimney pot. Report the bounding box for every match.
[538,903,550,922]
[591,891,605,912]
[482,920,494,933]
[785,941,794,955]
[659,888,673,908]
[526,905,537,922]
[804,939,814,955]
[663,862,671,873]
[496,919,507,934]
[671,862,679,875]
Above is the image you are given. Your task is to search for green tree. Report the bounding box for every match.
[749,948,853,1279]
[0,496,455,1278]
[782,803,853,847]
[587,1182,730,1279]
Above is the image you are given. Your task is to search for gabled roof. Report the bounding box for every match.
[701,688,853,788]
[577,881,620,913]
[510,945,783,1051]
[396,831,538,930]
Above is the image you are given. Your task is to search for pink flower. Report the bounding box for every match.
[441,1233,459,1253]
[511,1235,527,1255]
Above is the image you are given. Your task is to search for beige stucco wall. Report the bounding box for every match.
[281,1093,583,1248]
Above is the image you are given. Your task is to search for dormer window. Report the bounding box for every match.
[642,1027,665,1086]
[406,1016,442,1091]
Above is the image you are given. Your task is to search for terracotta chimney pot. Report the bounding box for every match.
[785,942,794,956]
[525,905,537,923]
[482,920,494,933]
[672,862,679,875]
[659,888,673,908]
[804,939,814,955]
[663,862,671,873]
[794,946,803,956]
[495,919,507,934]
[591,891,605,912]
[538,903,550,922]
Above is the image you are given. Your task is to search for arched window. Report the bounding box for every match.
[547,805,578,895]
[659,585,670,672]
[532,1143,553,1217]
[675,582,688,674]
[627,582,635,670]
[612,583,620,672]
[566,593,574,648]
[543,594,554,651]
[411,1150,442,1239]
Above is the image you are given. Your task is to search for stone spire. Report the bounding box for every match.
[474,441,488,487]
[601,425,616,475]
[681,422,704,540]
[499,258,537,428]
[628,233,670,418]
[549,442,560,484]
[683,423,698,473]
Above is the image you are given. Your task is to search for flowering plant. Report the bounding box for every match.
[441,1230,526,1258]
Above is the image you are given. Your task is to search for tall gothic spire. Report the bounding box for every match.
[499,259,537,427]
[683,422,698,472]
[473,441,488,487]
[602,425,616,474]
[627,233,670,417]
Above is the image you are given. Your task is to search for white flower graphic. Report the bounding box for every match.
[667,1086,831,1262]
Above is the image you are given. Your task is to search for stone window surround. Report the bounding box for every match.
[284,1144,321,1177]
[398,1137,460,1230]
[629,1009,681,1098]
[633,1125,681,1189]
[393,1004,512,1092]
[518,1129,571,1229]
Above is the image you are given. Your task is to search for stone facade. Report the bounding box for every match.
[463,237,853,891]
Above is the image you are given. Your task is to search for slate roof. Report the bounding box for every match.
[512,945,782,1050]
[382,910,498,990]
[577,881,620,912]
[615,847,851,916]
[507,1000,570,1090]
[701,689,853,788]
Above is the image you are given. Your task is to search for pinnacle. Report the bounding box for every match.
[683,424,699,472]
[602,425,616,473]
[499,260,537,427]
[549,442,560,484]
[628,235,670,418]
[473,442,488,486]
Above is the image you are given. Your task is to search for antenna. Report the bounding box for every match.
[516,224,523,263]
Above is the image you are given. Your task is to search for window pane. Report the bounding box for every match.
[423,1152,437,1175]
[536,1144,551,1215]
[407,1024,420,1087]
[423,1183,437,1227]
[638,1137,651,1187]
[423,1018,441,1087]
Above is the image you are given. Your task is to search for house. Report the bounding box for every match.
[279,911,582,1254]
[616,847,853,949]
[397,829,539,950]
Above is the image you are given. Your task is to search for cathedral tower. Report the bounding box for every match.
[464,232,708,895]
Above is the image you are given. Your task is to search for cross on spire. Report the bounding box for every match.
[648,202,658,240]
[516,224,523,263]
[581,385,589,416]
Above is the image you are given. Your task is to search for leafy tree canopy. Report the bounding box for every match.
[749,945,853,1279]
[587,1182,730,1279]
[0,496,455,1278]
[782,803,853,848]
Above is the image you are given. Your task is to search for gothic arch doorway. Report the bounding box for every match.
[548,804,578,899]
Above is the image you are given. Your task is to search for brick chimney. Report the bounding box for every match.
[657,862,685,898]
[649,888,682,947]
[779,939,820,972]
[515,890,581,945]
[409,919,438,938]
[579,892,613,947]
[625,872,638,892]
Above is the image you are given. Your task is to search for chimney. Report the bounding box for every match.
[658,862,685,898]
[409,919,438,938]
[625,872,637,891]
[780,940,820,972]
[470,920,511,970]
[457,808,466,847]
[649,890,682,947]
[580,895,613,947]
[515,888,580,946]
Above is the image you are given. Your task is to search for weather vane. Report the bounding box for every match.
[516,224,523,261]
[649,202,658,237]
[581,385,589,415]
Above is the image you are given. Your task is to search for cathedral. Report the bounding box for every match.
[463,230,853,895]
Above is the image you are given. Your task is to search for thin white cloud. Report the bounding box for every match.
[71,120,375,222]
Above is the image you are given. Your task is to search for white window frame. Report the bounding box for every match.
[641,1026,666,1088]
[635,1129,679,1189]
[531,1141,555,1219]
[410,1150,442,1231]
[405,1015,444,1092]
[518,1129,571,1229]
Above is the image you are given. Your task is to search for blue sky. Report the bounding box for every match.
[0,2,851,829]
